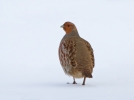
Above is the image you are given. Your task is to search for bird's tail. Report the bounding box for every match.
[83,69,93,78]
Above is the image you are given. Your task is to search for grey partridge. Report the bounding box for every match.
[59,22,95,85]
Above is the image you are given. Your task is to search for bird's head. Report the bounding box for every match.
[61,22,78,34]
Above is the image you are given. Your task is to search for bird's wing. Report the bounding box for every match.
[81,38,95,68]
[59,39,77,69]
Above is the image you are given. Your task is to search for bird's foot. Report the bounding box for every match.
[66,82,77,84]
[82,83,85,85]
[72,81,77,84]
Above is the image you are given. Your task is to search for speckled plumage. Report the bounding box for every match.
[59,22,95,85]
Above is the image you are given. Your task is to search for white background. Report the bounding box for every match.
[0,0,134,100]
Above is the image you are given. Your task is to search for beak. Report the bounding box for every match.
[60,25,64,28]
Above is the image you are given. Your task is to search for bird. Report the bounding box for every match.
[58,21,95,85]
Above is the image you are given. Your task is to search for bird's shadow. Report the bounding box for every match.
[18,81,98,88]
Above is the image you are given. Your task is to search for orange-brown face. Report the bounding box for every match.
[61,22,76,34]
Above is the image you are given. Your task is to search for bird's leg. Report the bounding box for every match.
[72,77,77,84]
[82,77,86,85]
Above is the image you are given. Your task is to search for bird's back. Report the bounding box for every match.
[75,37,94,73]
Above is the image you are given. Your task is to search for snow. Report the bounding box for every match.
[0,0,134,100]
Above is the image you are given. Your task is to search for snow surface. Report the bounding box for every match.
[0,0,134,100]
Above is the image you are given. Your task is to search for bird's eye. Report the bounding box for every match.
[68,25,70,27]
